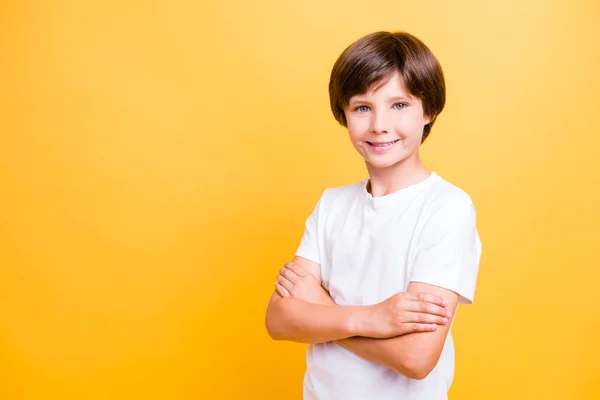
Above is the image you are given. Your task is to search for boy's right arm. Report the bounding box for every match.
[265,256,364,343]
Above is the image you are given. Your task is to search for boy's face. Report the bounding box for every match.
[344,71,431,171]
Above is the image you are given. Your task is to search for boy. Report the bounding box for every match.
[265,31,482,399]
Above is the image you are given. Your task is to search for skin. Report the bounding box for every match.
[265,70,460,380]
[346,70,432,196]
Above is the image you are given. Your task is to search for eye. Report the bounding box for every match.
[354,105,370,112]
[393,103,406,110]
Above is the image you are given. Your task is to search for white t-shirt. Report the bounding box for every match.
[295,172,482,400]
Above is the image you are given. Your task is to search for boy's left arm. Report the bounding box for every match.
[336,281,459,380]
[357,202,478,378]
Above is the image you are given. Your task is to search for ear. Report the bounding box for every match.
[424,114,434,125]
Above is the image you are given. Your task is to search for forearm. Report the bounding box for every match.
[266,297,366,344]
[337,335,430,379]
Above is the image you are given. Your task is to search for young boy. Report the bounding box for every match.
[265,31,482,400]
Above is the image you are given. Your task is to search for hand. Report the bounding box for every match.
[361,292,451,338]
[275,262,335,306]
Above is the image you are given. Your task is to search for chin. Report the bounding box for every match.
[365,156,406,169]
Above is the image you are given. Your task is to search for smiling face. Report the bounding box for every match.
[344,71,432,171]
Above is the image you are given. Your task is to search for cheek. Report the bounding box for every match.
[348,132,363,146]
[396,113,426,135]
[346,120,367,141]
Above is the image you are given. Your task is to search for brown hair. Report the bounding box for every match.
[329,31,446,142]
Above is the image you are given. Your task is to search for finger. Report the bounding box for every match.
[406,323,439,333]
[284,263,307,278]
[407,301,450,318]
[275,282,290,298]
[280,267,299,283]
[415,292,447,307]
[402,311,448,325]
[403,292,418,301]
[277,274,294,293]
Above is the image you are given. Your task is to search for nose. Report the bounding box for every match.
[369,110,389,134]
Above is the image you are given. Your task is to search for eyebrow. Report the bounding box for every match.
[389,95,413,102]
[349,95,412,105]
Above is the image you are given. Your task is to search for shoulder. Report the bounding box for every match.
[319,180,365,206]
[418,173,479,230]
[425,173,476,212]
[309,180,365,220]
[416,175,482,251]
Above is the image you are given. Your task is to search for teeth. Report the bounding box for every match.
[369,139,398,147]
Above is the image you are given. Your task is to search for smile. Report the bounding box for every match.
[366,139,400,149]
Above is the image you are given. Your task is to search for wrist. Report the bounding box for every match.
[346,305,374,337]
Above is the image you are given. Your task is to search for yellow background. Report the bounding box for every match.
[1,0,599,399]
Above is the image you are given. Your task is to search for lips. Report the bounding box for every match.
[366,139,400,147]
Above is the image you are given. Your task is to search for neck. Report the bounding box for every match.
[366,153,430,198]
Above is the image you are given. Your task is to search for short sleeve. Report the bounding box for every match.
[294,192,325,265]
[409,203,482,304]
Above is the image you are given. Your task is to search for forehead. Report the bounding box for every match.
[350,71,414,101]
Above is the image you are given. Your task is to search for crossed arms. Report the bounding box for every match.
[265,256,460,380]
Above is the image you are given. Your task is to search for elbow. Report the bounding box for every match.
[265,302,287,341]
[393,354,436,380]
[405,366,433,381]
[265,315,284,341]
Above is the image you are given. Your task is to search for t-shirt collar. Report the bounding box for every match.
[361,172,438,210]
